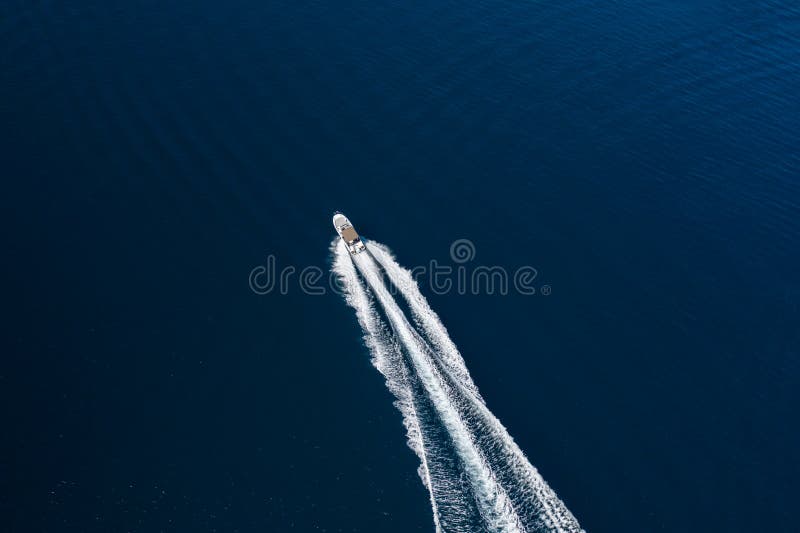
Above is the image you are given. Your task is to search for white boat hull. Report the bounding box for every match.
[333,213,366,254]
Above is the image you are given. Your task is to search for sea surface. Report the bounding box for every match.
[2,0,799,531]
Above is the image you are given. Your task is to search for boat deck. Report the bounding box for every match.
[341,226,359,243]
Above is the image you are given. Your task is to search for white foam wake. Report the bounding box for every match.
[332,239,584,532]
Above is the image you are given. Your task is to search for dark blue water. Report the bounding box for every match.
[3,0,799,531]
